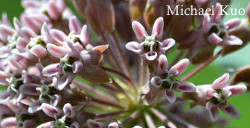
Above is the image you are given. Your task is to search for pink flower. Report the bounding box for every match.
[151,55,196,103]
[197,73,247,120]
[126,17,175,61]
[202,3,242,46]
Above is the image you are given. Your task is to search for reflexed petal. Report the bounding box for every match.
[80,25,90,46]
[69,16,81,34]
[220,104,240,119]
[42,63,60,77]
[0,25,14,38]
[21,27,37,41]
[150,76,162,88]
[164,90,176,103]
[224,36,243,46]
[37,121,55,128]
[213,3,222,22]
[16,38,28,51]
[157,54,168,74]
[0,104,14,115]
[28,101,42,113]
[87,119,105,128]
[30,45,47,58]
[175,81,196,92]
[63,103,75,118]
[161,38,175,51]
[21,14,41,34]
[72,61,83,73]
[169,59,189,76]
[133,126,143,128]
[132,21,148,42]
[66,40,80,58]
[57,74,76,90]
[212,73,229,89]
[197,85,214,99]
[22,0,41,8]
[47,43,67,58]
[13,17,22,33]
[0,117,17,128]
[108,122,119,128]
[71,122,80,128]
[207,33,222,45]
[0,71,9,86]
[1,13,12,27]
[23,119,36,128]
[202,14,211,34]
[224,84,247,97]
[50,29,66,44]
[145,51,157,61]
[47,0,60,20]
[206,102,219,121]
[152,17,164,40]
[41,23,54,43]
[125,41,142,54]
[19,83,39,96]
[41,103,61,117]
[56,0,66,13]
[225,18,241,32]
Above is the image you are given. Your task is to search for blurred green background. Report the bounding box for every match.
[0,0,250,127]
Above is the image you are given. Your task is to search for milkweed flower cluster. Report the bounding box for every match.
[0,0,249,128]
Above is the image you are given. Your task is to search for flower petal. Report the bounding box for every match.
[42,63,60,77]
[72,61,83,73]
[224,84,247,97]
[23,119,36,128]
[151,76,162,88]
[206,102,219,121]
[63,103,75,118]
[225,18,241,32]
[152,17,164,40]
[87,119,104,128]
[50,29,66,44]
[132,21,148,42]
[28,101,42,113]
[157,54,168,74]
[41,103,61,117]
[30,45,47,58]
[145,51,157,61]
[47,43,67,58]
[223,36,243,46]
[125,41,142,54]
[19,83,40,96]
[212,73,229,89]
[161,38,175,52]
[169,58,189,76]
[69,16,82,34]
[108,122,119,128]
[37,121,55,128]
[0,117,17,128]
[207,33,223,45]
[47,0,60,20]
[220,104,240,119]
[213,3,222,22]
[175,81,196,92]
[202,14,212,34]
[164,90,176,103]
[80,25,90,46]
